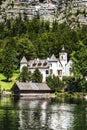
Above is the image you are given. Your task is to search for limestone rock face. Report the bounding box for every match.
[0,0,87,26]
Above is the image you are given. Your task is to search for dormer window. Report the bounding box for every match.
[39,0,44,3]
[43,62,47,66]
[33,63,36,66]
[38,62,42,66]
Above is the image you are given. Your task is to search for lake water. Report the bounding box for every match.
[0,97,87,130]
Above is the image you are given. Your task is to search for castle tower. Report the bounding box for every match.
[59,47,67,67]
[20,56,27,71]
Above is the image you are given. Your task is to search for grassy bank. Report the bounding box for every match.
[0,72,19,91]
[54,92,87,99]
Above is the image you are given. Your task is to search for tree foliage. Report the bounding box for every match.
[0,16,87,91]
[46,75,64,92]
[2,38,16,81]
[63,76,87,92]
[71,43,87,78]
[20,66,31,82]
[32,68,43,83]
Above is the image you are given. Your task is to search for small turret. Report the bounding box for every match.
[61,47,65,52]
[59,47,67,66]
[20,56,27,63]
[20,56,27,71]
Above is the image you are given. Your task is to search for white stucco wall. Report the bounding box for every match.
[30,68,49,82]
[20,63,27,71]
[20,51,73,82]
[59,52,67,66]
[65,60,73,76]
[40,68,49,82]
[49,61,58,76]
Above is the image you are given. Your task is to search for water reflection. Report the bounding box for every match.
[0,97,87,130]
[17,99,74,130]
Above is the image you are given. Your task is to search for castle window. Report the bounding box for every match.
[39,0,44,3]
[50,64,52,67]
[69,68,72,76]
[33,62,36,66]
[61,56,63,60]
[43,62,47,66]
[38,62,42,66]
[58,70,62,76]
[50,69,53,75]
[28,64,30,67]
[46,70,49,74]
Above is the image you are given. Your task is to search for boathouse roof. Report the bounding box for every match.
[11,82,51,91]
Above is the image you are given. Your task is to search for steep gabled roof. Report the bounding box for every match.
[20,56,27,63]
[61,47,65,52]
[65,59,73,66]
[49,54,58,62]
[60,47,66,53]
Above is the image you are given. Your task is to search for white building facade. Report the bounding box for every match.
[20,48,73,82]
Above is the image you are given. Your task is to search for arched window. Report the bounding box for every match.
[33,62,36,66]
[50,64,52,67]
[38,62,42,66]
[61,56,63,60]
[39,0,44,3]
[58,70,62,76]
[50,69,53,75]
[46,70,49,74]
[43,62,47,66]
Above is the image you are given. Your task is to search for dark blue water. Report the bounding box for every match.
[0,97,87,130]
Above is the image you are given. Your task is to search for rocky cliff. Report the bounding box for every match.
[0,0,87,27]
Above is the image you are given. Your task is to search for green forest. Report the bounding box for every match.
[0,15,87,92]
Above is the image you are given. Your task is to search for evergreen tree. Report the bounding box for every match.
[20,66,31,82]
[46,75,64,92]
[32,68,43,83]
[2,38,16,81]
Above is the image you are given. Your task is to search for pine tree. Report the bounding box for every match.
[2,38,16,81]
[32,68,43,83]
[20,66,31,82]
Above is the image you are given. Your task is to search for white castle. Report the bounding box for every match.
[20,47,73,82]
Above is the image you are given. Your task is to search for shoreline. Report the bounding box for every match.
[51,92,87,99]
[0,91,87,100]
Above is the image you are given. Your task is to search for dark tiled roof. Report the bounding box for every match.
[28,59,49,69]
[12,82,51,91]
[60,47,66,53]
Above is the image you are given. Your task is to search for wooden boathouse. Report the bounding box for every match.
[11,82,51,98]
